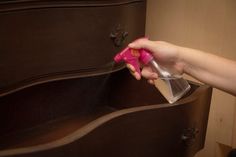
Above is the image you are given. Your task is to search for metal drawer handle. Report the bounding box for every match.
[181,127,199,146]
[110,24,128,47]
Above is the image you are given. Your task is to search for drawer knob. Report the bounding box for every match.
[181,128,199,146]
[110,24,128,47]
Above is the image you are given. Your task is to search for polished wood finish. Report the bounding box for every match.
[0,70,212,157]
[0,1,212,157]
[0,0,146,96]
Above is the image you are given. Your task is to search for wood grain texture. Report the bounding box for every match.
[0,1,212,157]
[0,70,212,157]
[0,0,146,96]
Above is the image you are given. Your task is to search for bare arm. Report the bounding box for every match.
[180,47,236,95]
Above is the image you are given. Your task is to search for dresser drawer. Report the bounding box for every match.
[0,0,146,96]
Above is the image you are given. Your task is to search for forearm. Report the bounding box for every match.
[178,47,236,95]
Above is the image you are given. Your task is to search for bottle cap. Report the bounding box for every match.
[139,49,153,64]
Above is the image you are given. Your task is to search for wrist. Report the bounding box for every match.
[175,46,189,74]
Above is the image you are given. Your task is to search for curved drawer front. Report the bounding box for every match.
[0,0,146,96]
[0,71,212,157]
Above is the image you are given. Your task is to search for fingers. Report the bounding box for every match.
[141,66,158,85]
[126,64,158,83]
[126,64,141,80]
[147,79,155,85]
[127,38,159,83]
[128,38,156,53]
[141,66,158,80]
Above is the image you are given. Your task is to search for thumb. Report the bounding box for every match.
[128,38,156,52]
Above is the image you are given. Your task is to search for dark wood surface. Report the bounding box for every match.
[0,1,212,157]
[0,0,146,96]
[0,70,212,157]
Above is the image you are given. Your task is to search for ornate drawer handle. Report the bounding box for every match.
[110,24,128,47]
[181,127,199,146]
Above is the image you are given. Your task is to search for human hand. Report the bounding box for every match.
[127,38,184,83]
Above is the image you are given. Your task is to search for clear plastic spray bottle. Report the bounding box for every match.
[114,47,190,104]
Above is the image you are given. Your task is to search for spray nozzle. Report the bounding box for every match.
[114,47,153,75]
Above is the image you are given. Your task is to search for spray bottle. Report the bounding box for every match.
[114,47,191,104]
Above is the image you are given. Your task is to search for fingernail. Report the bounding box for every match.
[128,43,135,47]
[148,80,154,85]
[152,73,158,79]
[135,72,141,80]
[126,64,135,72]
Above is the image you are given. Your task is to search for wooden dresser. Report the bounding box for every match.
[0,1,212,157]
